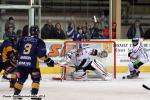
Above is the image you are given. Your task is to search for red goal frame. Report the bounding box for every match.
[63,40,116,79]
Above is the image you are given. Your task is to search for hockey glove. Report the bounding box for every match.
[128,52,132,57]
[7,51,18,64]
[44,58,54,67]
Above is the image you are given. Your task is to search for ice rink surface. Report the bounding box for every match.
[0,73,150,100]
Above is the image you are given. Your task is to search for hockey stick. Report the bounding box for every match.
[142,84,150,90]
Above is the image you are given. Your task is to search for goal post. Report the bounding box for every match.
[53,40,116,80]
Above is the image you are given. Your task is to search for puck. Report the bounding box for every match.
[122,76,126,79]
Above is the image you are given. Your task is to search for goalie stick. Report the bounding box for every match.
[38,57,67,81]
[52,59,67,81]
[142,84,150,90]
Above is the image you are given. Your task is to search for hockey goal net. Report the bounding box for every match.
[53,40,116,80]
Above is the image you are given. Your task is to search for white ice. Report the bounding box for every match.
[0,73,150,100]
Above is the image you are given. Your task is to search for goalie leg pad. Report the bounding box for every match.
[91,59,112,81]
[94,70,112,81]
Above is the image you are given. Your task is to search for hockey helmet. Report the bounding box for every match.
[132,38,139,46]
[30,25,39,36]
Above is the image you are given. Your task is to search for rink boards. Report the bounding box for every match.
[41,39,150,74]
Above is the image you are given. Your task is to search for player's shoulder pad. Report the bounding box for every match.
[3,40,13,47]
[38,38,45,45]
[17,37,24,45]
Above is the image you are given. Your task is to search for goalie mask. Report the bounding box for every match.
[132,38,139,46]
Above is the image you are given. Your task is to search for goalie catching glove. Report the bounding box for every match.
[44,58,54,67]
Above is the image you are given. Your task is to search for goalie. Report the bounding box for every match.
[65,44,112,81]
[123,38,149,79]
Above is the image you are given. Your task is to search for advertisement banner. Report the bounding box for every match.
[116,40,150,67]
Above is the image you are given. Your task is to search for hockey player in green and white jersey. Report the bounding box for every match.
[123,38,149,79]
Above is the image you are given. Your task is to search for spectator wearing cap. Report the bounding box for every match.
[5,17,15,32]
[127,20,144,39]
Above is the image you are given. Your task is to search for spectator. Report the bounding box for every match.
[73,27,84,41]
[127,20,144,39]
[86,25,93,39]
[16,29,22,40]
[91,22,101,39]
[98,11,108,30]
[41,19,54,39]
[82,21,88,29]
[82,26,88,39]
[144,29,150,39]
[22,25,29,37]
[53,22,66,39]
[66,22,77,39]
[3,25,16,40]
[112,22,116,39]
[5,17,15,32]
[103,22,116,39]
[103,25,109,39]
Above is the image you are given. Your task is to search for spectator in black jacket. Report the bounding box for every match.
[144,29,150,39]
[5,17,15,32]
[53,23,66,39]
[3,25,16,40]
[41,19,54,39]
[91,22,101,39]
[127,20,144,39]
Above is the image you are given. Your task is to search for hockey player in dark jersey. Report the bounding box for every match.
[0,35,17,88]
[14,25,54,96]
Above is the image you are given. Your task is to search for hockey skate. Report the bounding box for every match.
[123,70,140,79]
[31,95,41,100]
[2,73,10,80]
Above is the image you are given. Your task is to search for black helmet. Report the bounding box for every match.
[30,25,39,36]
[132,38,139,46]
